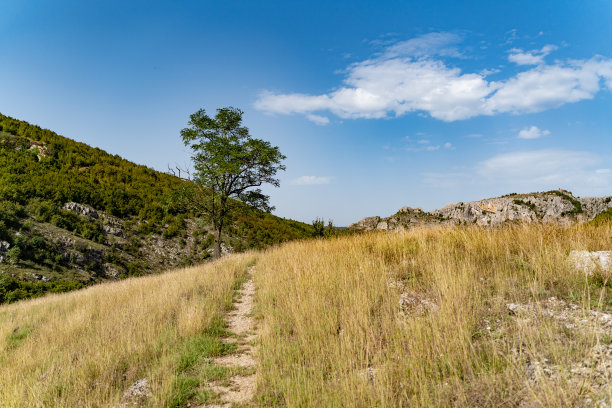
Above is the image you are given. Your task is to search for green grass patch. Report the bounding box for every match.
[177,335,236,372]
[168,332,238,407]
[168,375,200,408]
[6,326,33,349]
[590,208,612,225]
[195,387,216,404]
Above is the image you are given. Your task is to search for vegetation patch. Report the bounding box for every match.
[513,199,538,214]
[551,190,583,215]
[168,375,201,408]
[591,208,612,225]
[0,274,84,304]
[5,326,33,349]
[0,113,313,303]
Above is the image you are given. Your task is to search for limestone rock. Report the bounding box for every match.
[103,224,124,237]
[569,250,612,274]
[103,263,123,278]
[30,273,50,282]
[0,240,10,263]
[399,292,439,315]
[121,378,151,406]
[63,202,99,218]
[349,190,612,231]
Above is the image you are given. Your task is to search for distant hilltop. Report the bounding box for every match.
[348,189,612,231]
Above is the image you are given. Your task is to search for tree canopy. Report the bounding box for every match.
[180,107,286,257]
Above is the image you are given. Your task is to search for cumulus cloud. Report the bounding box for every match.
[517,126,550,139]
[290,176,331,185]
[255,34,612,123]
[508,44,558,65]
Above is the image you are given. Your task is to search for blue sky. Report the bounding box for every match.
[1,1,612,225]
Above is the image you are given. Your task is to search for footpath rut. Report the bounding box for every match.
[205,266,259,407]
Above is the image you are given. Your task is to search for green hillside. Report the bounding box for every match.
[0,113,313,303]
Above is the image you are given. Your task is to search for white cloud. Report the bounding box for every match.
[421,150,612,196]
[483,59,611,114]
[290,176,331,185]
[405,137,444,152]
[477,149,612,191]
[382,32,464,59]
[505,29,519,44]
[407,145,440,152]
[480,68,501,76]
[508,45,558,65]
[306,114,330,125]
[517,126,550,139]
[255,34,612,122]
[444,142,453,149]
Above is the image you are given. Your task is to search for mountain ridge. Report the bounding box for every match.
[349,189,612,231]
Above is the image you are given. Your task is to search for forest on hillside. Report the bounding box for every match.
[0,113,313,303]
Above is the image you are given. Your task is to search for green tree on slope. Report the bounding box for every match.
[178,107,286,258]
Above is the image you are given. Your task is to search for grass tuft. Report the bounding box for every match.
[5,326,33,349]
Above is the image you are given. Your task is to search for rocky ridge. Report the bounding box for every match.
[349,190,612,231]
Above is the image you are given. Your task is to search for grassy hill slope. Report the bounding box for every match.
[0,113,312,303]
[0,254,255,407]
[254,222,612,406]
[2,220,612,406]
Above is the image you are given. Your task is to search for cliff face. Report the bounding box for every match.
[349,190,612,231]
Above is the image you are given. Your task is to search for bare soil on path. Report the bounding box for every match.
[202,266,259,407]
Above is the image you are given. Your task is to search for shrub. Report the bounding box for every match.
[312,218,325,237]
[591,208,612,225]
[6,246,21,264]
[25,198,58,222]
[0,220,9,241]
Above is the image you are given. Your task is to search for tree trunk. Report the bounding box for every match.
[213,219,224,259]
[213,229,221,258]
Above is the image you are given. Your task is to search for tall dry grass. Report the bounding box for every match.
[0,253,255,407]
[255,223,612,407]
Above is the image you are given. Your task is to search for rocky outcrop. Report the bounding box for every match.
[349,190,612,231]
[0,240,10,263]
[63,202,125,238]
[63,202,99,218]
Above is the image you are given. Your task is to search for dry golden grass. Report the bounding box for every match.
[3,223,612,407]
[255,223,612,407]
[0,253,255,407]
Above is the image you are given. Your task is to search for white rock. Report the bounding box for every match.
[569,250,612,274]
[121,378,151,406]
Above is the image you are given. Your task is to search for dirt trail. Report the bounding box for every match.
[204,266,259,407]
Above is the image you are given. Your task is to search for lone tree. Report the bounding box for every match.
[177,107,286,258]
